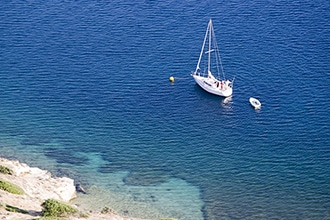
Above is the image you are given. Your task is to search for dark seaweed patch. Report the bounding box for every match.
[123,170,170,186]
[44,148,88,166]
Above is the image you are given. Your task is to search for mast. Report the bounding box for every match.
[208,19,212,77]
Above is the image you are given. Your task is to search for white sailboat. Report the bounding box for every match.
[191,19,233,97]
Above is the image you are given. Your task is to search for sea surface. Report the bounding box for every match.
[1,0,329,219]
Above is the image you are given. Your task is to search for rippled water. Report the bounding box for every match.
[1,0,329,219]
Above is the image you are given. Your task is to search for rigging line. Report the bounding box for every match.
[211,23,226,80]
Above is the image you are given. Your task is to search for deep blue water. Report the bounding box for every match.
[1,0,330,219]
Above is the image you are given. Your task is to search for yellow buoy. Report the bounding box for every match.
[169,76,174,83]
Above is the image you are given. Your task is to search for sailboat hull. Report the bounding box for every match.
[192,74,233,97]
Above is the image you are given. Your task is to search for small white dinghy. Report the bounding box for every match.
[249,97,261,109]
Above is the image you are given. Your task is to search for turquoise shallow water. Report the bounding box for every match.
[1,0,330,219]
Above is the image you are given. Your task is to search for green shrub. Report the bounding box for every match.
[5,204,29,214]
[101,206,116,214]
[33,217,68,220]
[79,212,90,218]
[0,180,24,194]
[0,165,13,175]
[41,199,78,217]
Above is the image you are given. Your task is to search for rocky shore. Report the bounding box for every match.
[0,158,143,220]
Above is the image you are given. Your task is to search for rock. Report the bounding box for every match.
[76,184,87,194]
[0,158,76,202]
[0,157,146,220]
